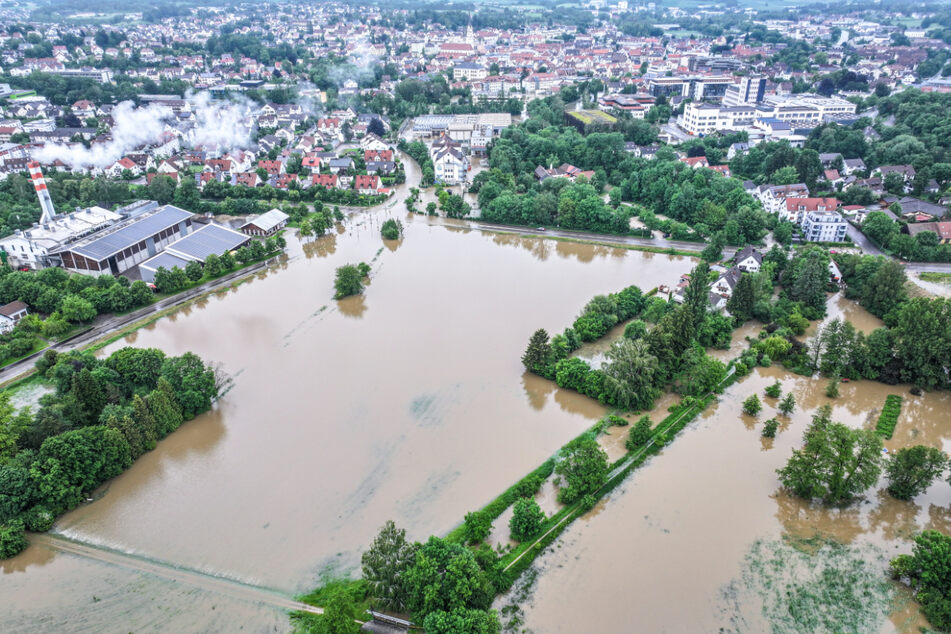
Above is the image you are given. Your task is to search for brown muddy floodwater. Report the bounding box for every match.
[2,213,694,632]
[513,299,951,633]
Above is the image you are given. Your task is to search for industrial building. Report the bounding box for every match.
[55,204,195,276]
[139,222,250,283]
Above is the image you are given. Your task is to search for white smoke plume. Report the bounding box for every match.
[184,90,255,151]
[32,100,174,169]
[33,91,256,170]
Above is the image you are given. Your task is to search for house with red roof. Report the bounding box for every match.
[364,149,393,162]
[784,197,840,224]
[681,156,709,169]
[311,173,339,189]
[354,174,380,195]
[257,159,283,175]
[234,172,261,188]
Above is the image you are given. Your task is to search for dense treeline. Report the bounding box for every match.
[741,252,951,391]
[474,94,767,239]
[522,264,732,412]
[293,521,501,633]
[0,346,220,557]
[0,266,153,322]
[618,156,769,245]
[0,170,135,238]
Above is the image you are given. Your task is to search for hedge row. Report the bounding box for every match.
[875,394,902,439]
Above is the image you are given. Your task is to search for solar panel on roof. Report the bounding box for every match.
[68,205,193,261]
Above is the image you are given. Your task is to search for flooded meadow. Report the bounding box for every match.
[3,209,948,633]
[509,326,951,634]
[2,212,693,631]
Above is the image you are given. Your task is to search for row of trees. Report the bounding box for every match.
[861,211,951,263]
[352,521,499,633]
[805,297,951,390]
[0,266,154,323]
[151,237,283,295]
[0,346,220,558]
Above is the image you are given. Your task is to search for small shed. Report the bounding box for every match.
[241,209,290,237]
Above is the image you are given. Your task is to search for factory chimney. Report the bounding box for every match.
[28,161,57,224]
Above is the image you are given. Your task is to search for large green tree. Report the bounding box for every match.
[891,530,951,630]
[885,446,948,501]
[403,537,494,622]
[521,329,551,374]
[423,609,501,634]
[777,406,883,505]
[509,498,545,542]
[555,436,609,504]
[601,338,660,410]
[892,298,951,390]
[861,259,906,318]
[361,520,417,612]
[333,264,364,299]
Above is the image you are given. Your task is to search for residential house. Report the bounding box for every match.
[354,174,381,195]
[733,246,764,273]
[310,173,339,189]
[360,133,389,152]
[432,141,469,185]
[533,163,595,182]
[366,161,396,175]
[756,183,811,215]
[0,301,28,333]
[783,197,840,224]
[364,149,393,163]
[328,157,354,174]
[842,158,866,175]
[234,172,260,188]
[906,221,951,244]
[713,267,742,298]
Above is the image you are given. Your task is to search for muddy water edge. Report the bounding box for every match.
[1,213,695,632]
[512,297,951,633]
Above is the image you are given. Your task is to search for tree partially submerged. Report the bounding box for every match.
[777,406,883,505]
[885,446,948,501]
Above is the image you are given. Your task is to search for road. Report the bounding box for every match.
[463,222,730,255]
[845,222,885,256]
[31,533,326,617]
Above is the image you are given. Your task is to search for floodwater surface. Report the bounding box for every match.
[512,326,951,633]
[2,212,694,631]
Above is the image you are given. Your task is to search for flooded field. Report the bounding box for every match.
[511,329,951,633]
[1,212,694,631]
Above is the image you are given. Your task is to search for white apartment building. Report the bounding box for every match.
[682,103,756,135]
[453,62,488,81]
[681,94,856,135]
[801,210,848,242]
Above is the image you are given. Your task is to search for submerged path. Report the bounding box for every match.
[30,533,325,617]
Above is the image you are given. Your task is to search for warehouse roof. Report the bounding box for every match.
[165,223,250,262]
[60,205,192,261]
[138,251,191,274]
